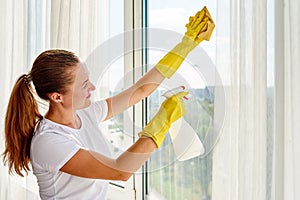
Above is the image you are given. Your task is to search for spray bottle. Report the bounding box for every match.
[162,86,205,161]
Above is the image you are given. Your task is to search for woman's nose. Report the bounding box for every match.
[89,82,96,91]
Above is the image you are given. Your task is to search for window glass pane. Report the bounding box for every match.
[92,0,129,189]
[94,0,127,154]
[147,1,216,199]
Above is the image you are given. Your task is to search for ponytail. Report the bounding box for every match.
[2,74,42,176]
[2,49,80,176]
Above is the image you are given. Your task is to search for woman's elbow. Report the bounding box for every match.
[115,172,133,181]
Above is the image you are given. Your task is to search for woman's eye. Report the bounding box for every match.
[82,83,88,88]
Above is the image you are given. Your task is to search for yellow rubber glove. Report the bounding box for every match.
[138,91,189,148]
[156,6,215,78]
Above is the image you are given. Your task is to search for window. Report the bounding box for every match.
[145,0,217,199]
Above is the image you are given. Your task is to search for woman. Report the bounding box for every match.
[2,7,214,200]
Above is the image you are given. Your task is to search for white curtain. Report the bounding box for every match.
[283,0,300,199]
[0,0,106,199]
[50,0,108,59]
[212,0,300,200]
[212,0,267,199]
[0,1,45,199]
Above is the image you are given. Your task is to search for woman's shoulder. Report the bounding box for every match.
[31,118,82,157]
[77,100,108,123]
[35,117,76,135]
[32,118,79,147]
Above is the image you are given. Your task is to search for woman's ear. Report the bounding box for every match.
[48,92,62,103]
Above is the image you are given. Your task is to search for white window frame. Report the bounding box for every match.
[273,0,284,199]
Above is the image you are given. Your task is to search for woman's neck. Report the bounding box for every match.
[45,105,81,129]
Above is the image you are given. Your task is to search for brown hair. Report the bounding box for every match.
[2,49,80,176]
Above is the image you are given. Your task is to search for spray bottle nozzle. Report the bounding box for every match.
[162,86,192,100]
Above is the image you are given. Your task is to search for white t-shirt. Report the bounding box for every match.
[30,100,112,200]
